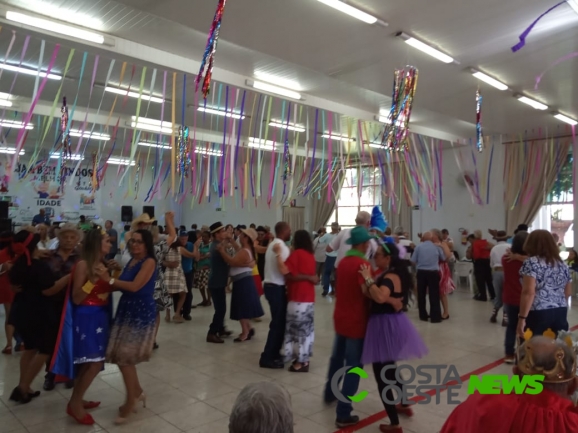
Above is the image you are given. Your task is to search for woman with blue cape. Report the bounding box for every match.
[51,228,116,425]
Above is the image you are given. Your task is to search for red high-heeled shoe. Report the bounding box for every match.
[66,405,95,425]
[83,401,101,410]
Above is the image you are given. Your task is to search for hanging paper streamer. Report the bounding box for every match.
[195,0,228,99]
[177,126,190,176]
[381,66,418,151]
[535,51,578,89]
[511,1,566,52]
[476,89,483,152]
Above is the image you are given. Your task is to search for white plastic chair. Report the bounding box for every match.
[454,261,474,292]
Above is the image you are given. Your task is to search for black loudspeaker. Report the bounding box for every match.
[121,206,133,223]
[143,206,155,218]
[0,218,12,233]
[0,201,8,219]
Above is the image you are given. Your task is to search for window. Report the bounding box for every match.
[328,167,382,229]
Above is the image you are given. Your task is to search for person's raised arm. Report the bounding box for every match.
[165,212,177,246]
[517,275,536,338]
[358,265,402,311]
[98,258,156,292]
[180,245,196,259]
[71,261,89,305]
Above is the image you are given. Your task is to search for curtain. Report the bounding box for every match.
[309,170,345,230]
[383,163,413,235]
[283,207,305,231]
[504,138,571,234]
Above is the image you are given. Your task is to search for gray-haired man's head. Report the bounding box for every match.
[229,382,293,433]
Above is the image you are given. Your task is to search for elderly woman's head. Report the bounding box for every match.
[524,229,562,265]
[229,382,293,433]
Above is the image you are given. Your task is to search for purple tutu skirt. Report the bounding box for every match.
[361,313,429,365]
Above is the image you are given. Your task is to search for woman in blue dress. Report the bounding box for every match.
[56,229,115,425]
[98,229,157,424]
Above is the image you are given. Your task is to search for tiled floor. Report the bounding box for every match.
[1,286,577,433]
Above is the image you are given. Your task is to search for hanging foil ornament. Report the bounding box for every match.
[380,66,418,152]
[282,139,292,181]
[195,0,228,99]
[177,126,191,176]
[59,96,72,184]
[476,89,483,152]
[135,160,141,194]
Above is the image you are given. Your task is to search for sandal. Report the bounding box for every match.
[289,363,309,373]
[2,345,12,355]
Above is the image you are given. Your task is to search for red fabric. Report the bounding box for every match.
[441,390,578,433]
[473,240,491,260]
[285,249,316,303]
[80,280,110,307]
[253,274,263,297]
[333,255,370,339]
[0,248,14,304]
[502,257,523,306]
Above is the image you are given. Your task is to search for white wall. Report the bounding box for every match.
[411,145,507,258]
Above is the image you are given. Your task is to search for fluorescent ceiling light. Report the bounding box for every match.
[471,69,508,91]
[197,106,245,119]
[0,99,12,108]
[248,137,275,150]
[6,11,105,44]
[517,95,548,110]
[138,141,171,149]
[195,148,223,156]
[50,153,83,160]
[106,158,135,166]
[377,115,405,127]
[269,120,306,132]
[130,116,173,134]
[0,120,33,130]
[253,72,302,91]
[247,80,301,100]
[69,129,110,141]
[106,86,163,103]
[321,133,355,142]
[0,62,61,80]
[316,0,378,24]
[554,113,578,126]
[398,32,454,64]
[0,147,24,155]
[568,0,578,14]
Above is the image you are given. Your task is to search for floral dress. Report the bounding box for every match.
[153,240,172,311]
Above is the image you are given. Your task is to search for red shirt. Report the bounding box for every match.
[502,257,523,305]
[0,248,14,304]
[285,249,316,303]
[473,240,491,260]
[333,254,370,339]
[441,390,578,433]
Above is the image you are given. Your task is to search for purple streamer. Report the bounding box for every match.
[250,95,262,199]
[304,109,319,195]
[511,1,565,52]
[233,90,247,191]
[218,86,228,197]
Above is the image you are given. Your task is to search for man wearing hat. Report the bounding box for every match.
[489,230,511,326]
[323,226,375,428]
[206,222,233,343]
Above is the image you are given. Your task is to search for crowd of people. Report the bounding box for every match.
[0,207,577,432]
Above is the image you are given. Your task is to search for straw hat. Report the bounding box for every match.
[131,213,156,229]
[241,228,258,242]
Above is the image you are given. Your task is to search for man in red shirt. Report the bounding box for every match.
[472,230,495,301]
[323,226,401,428]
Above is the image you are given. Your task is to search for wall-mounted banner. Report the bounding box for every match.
[0,159,100,225]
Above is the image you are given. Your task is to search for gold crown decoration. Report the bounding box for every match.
[517,331,578,384]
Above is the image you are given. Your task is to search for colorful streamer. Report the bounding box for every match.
[177,126,190,176]
[476,89,483,152]
[535,51,578,89]
[511,1,566,52]
[195,0,228,99]
[381,66,418,151]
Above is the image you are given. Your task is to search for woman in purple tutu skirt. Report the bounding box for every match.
[359,241,428,433]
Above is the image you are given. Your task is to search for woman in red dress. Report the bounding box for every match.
[0,231,16,354]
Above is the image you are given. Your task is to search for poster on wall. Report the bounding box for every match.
[0,159,101,225]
